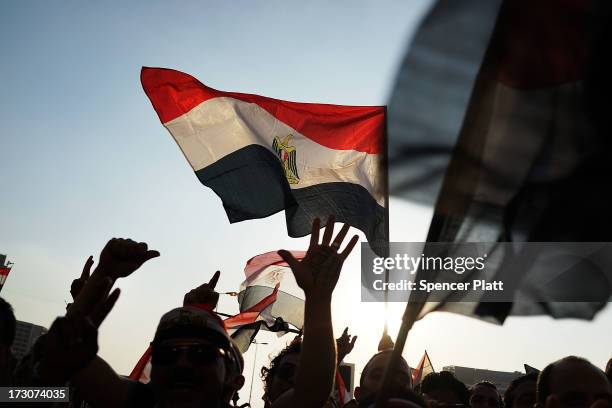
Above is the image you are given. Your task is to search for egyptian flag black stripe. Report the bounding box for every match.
[195,145,386,248]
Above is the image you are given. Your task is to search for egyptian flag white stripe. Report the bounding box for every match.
[164,97,384,204]
[141,67,387,250]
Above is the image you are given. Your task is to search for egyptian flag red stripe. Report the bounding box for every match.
[141,68,383,154]
[335,370,349,407]
[224,284,279,328]
[129,346,153,383]
[243,250,306,282]
[141,68,387,251]
[0,267,11,292]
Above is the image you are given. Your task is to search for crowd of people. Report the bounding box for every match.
[1,218,611,408]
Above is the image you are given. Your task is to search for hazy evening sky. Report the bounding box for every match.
[1,2,610,407]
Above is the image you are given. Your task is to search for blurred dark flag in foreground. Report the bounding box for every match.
[389,0,612,322]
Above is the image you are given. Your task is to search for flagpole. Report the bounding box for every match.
[426,350,435,372]
[382,105,391,336]
[374,5,503,404]
[375,301,422,406]
[0,261,12,294]
[248,341,267,406]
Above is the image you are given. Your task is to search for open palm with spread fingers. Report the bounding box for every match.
[278,216,358,300]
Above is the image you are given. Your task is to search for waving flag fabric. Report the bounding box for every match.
[389,0,612,323]
[0,267,11,293]
[141,67,387,250]
[412,351,434,387]
[228,250,306,352]
[130,251,307,379]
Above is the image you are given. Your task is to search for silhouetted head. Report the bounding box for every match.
[504,373,537,408]
[261,337,302,405]
[536,356,612,408]
[0,298,16,349]
[149,306,237,408]
[470,381,501,408]
[420,371,470,406]
[355,350,412,403]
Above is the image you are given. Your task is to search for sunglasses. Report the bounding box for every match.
[151,343,228,366]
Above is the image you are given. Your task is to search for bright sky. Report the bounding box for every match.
[1,2,610,407]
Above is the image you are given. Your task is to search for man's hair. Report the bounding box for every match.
[260,338,302,400]
[471,381,502,407]
[606,357,612,383]
[0,298,16,347]
[472,381,498,391]
[358,387,427,408]
[421,371,470,405]
[359,350,409,386]
[504,373,538,408]
[537,356,591,405]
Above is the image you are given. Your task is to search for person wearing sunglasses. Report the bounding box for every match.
[536,356,612,408]
[181,270,246,405]
[142,305,241,408]
[46,238,240,408]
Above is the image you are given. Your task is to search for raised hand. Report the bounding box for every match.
[183,270,221,308]
[336,327,358,363]
[278,216,358,300]
[97,238,159,280]
[71,255,94,300]
[41,279,120,384]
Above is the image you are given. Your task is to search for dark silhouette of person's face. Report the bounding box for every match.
[545,360,612,408]
[268,352,300,402]
[357,353,411,402]
[150,337,228,408]
[470,386,500,408]
[508,380,536,408]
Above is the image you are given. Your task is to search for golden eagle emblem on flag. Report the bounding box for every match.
[273,134,300,184]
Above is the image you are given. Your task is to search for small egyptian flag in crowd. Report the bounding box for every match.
[411,350,434,387]
[524,364,540,375]
[130,251,307,380]
[141,67,387,251]
[0,267,11,293]
[228,250,306,352]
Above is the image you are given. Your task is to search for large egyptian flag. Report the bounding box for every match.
[141,68,387,250]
